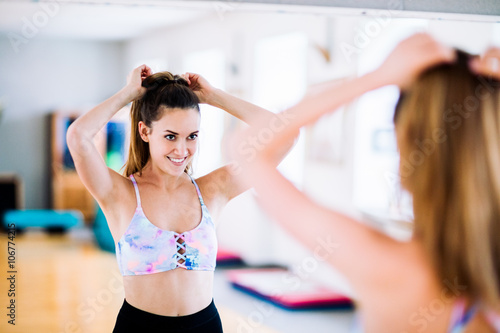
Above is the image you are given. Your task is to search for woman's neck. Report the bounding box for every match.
[138,161,188,191]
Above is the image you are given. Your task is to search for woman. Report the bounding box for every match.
[232,34,500,332]
[66,66,296,332]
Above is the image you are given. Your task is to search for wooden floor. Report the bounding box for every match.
[0,229,278,333]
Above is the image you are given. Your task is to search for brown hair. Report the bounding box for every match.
[122,71,200,177]
[394,50,500,308]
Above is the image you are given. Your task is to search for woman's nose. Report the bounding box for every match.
[173,141,188,155]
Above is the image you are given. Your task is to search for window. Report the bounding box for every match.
[182,48,226,177]
[353,19,429,220]
[253,32,308,187]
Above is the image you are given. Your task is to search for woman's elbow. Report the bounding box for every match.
[65,123,88,155]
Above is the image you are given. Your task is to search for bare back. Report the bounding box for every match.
[351,239,498,332]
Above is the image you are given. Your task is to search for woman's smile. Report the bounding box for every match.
[167,155,188,166]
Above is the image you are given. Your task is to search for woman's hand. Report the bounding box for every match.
[375,33,456,89]
[469,47,500,80]
[124,64,153,102]
[181,72,215,104]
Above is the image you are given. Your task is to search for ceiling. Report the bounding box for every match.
[191,0,500,16]
[0,0,498,42]
[0,1,211,41]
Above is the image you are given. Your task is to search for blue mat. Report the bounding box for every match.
[92,205,115,253]
[3,209,83,230]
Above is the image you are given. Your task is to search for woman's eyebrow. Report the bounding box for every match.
[163,130,199,135]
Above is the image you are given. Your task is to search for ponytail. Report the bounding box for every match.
[123,98,150,177]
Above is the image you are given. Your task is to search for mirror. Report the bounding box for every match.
[0,1,498,332]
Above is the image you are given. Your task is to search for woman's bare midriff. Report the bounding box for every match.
[123,269,214,316]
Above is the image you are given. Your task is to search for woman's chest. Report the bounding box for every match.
[139,193,203,233]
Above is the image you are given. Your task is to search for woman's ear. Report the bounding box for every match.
[138,121,150,142]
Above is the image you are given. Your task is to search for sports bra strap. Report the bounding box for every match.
[485,309,500,331]
[129,175,142,208]
[449,298,500,333]
[187,174,204,206]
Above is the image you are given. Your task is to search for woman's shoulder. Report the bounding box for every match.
[356,238,441,299]
[192,168,225,193]
[190,168,235,221]
[195,164,246,200]
[98,169,137,222]
[109,169,136,197]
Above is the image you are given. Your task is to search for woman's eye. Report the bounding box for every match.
[165,135,176,141]
[188,134,198,140]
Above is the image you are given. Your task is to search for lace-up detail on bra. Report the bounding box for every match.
[174,234,187,268]
[115,174,217,276]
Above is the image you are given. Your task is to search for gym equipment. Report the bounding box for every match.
[3,209,83,232]
[227,268,353,310]
[92,205,115,253]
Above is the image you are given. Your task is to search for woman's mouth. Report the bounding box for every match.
[167,156,188,166]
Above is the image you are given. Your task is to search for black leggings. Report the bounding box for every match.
[113,299,223,333]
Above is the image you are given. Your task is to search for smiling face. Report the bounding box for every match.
[139,107,200,177]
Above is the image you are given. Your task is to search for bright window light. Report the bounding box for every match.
[183,48,226,178]
[353,19,429,220]
[134,58,168,73]
[253,32,308,187]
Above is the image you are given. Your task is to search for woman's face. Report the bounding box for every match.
[139,107,200,177]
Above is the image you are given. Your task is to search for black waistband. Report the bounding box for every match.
[119,298,219,329]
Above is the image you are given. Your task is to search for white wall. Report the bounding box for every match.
[0,38,124,209]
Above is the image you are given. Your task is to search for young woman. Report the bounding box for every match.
[232,33,500,332]
[66,66,296,332]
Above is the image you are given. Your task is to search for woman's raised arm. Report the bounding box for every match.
[66,65,152,207]
[230,34,455,288]
[182,72,299,204]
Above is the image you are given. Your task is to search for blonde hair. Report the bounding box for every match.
[122,71,200,177]
[394,50,500,308]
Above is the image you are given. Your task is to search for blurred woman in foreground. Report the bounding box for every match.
[233,34,500,332]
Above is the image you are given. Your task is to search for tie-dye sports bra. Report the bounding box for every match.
[448,298,500,332]
[115,174,217,276]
